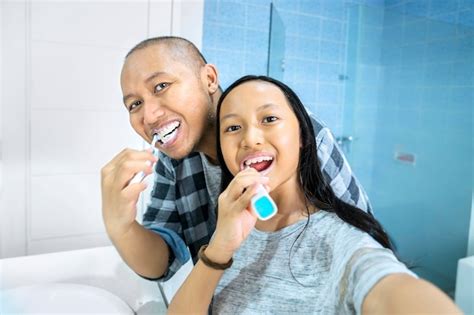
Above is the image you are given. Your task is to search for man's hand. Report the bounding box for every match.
[100,148,157,240]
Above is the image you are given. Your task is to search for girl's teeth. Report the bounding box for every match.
[244,156,273,166]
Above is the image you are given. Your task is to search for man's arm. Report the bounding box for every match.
[108,221,170,279]
[362,274,462,314]
[101,149,174,279]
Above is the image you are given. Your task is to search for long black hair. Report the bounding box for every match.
[215,75,394,250]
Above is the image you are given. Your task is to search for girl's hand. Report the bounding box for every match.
[208,168,269,260]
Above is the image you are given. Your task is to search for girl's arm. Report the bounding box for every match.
[167,244,232,314]
[362,273,462,314]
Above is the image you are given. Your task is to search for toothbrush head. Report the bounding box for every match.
[151,133,159,156]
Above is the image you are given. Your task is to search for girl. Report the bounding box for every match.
[168,76,460,314]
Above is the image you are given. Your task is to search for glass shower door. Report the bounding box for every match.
[267,3,285,80]
[344,4,473,295]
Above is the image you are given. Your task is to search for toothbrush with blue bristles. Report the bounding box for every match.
[244,166,278,221]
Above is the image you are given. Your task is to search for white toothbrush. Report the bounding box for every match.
[129,133,159,184]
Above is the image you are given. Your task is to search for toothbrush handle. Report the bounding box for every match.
[129,134,158,185]
[129,171,145,184]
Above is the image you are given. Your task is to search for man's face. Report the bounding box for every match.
[121,45,213,159]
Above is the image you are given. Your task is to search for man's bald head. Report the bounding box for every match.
[125,36,208,76]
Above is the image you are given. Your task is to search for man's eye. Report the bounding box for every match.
[128,100,142,112]
[225,125,241,132]
[263,116,278,123]
[154,82,169,93]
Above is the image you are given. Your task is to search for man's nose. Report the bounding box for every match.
[143,100,165,125]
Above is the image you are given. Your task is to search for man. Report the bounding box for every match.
[101,36,371,281]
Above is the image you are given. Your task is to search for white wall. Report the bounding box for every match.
[1,0,204,259]
[0,0,2,197]
[1,0,28,259]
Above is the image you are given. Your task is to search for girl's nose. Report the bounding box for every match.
[241,127,264,148]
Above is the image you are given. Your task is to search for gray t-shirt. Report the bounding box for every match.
[212,211,416,315]
[200,152,222,212]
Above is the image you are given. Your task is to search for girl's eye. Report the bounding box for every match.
[128,100,142,112]
[263,116,278,123]
[154,82,170,93]
[225,125,241,132]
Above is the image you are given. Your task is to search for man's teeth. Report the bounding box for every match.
[244,156,273,166]
[157,121,180,144]
[161,128,178,144]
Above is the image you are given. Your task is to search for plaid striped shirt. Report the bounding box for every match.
[142,115,372,281]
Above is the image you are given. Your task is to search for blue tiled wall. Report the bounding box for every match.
[203,0,386,136]
[347,3,473,294]
[202,0,472,137]
[385,0,474,26]
[202,0,272,90]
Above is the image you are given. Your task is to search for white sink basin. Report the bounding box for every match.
[1,283,134,314]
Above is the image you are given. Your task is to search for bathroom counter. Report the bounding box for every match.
[0,246,167,314]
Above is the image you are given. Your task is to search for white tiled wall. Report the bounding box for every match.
[30,1,150,49]
[30,111,134,175]
[30,42,125,111]
[26,1,153,254]
[30,174,105,239]
[1,0,29,259]
[0,2,3,197]
[1,0,203,258]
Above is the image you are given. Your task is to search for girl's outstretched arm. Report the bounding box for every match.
[362,273,462,314]
[167,244,232,314]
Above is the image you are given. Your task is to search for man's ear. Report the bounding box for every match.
[203,63,219,94]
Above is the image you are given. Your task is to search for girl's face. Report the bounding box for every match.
[219,80,301,192]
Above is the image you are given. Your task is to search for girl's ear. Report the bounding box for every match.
[203,64,219,94]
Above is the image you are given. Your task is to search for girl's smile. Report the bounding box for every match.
[240,152,274,174]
